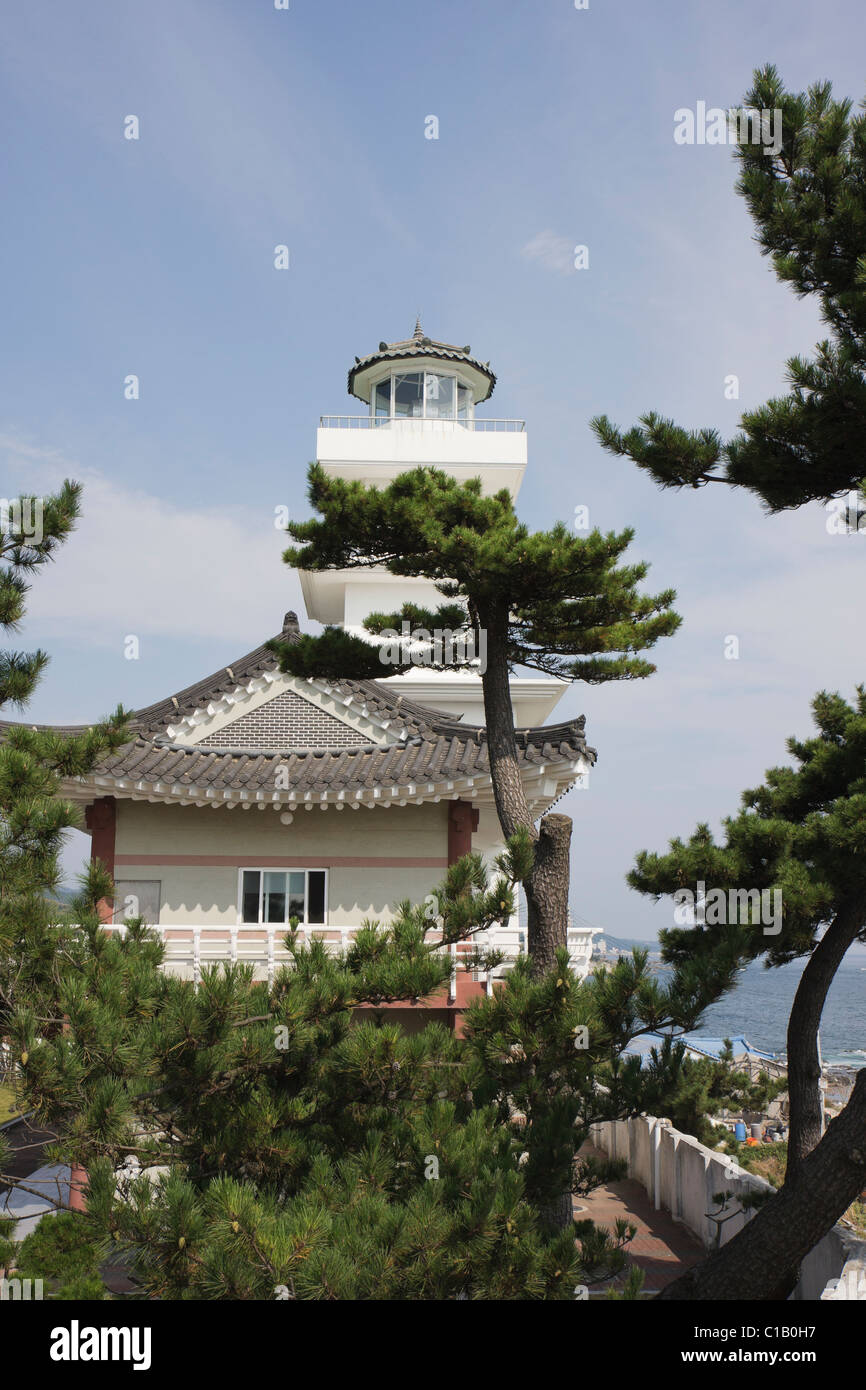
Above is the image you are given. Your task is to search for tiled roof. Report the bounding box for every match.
[5,612,595,807]
[128,613,470,744]
[348,321,496,401]
[90,718,590,799]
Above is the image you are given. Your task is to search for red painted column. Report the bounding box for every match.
[447,800,479,864]
[84,796,116,924]
[68,1168,88,1212]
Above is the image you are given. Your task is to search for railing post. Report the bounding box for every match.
[267,932,275,989]
[449,943,457,1004]
[652,1117,662,1211]
[193,929,201,987]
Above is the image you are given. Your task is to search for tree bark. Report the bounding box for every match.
[478,607,575,1232]
[785,901,866,1179]
[657,1066,866,1300]
[478,606,574,974]
[479,606,534,842]
[538,1189,573,1234]
[526,814,572,973]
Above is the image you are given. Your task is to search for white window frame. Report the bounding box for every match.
[369,369,474,421]
[236,867,329,928]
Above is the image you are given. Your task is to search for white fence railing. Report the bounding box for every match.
[104,923,597,991]
[589,1113,866,1301]
[319,415,526,432]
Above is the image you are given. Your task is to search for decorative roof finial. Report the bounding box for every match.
[413,314,423,341]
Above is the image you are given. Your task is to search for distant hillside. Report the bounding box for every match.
[46,885,78,906]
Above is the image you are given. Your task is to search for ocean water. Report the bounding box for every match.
[681,955,866,1068]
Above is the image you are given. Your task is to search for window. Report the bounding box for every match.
[424,372,455,418]
[370,370,475,420]
[240,869,327,925]
[393,371,424,417]
[374,378,391,417]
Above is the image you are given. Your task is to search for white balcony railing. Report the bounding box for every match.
[104,923,597,993]
[319,415,526,432]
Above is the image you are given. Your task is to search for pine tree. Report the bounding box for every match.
[271,462,681,971]
[5,844,637,1298]
[0,480,129,1284]
[6,830,737,1296]
[1,481,739,1295]
[592,65,866,520]
[0,480,129,1011]
[627,687,866,1296]
[635,1037,786,1148]
[658,1073,866,1302]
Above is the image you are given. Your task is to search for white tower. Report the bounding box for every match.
[301,322,567,726]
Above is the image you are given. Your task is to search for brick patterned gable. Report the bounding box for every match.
[196,688,369,749]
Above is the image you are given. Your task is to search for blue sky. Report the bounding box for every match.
[4,0,866,941]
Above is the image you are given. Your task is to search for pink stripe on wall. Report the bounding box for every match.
[114,854,449,869]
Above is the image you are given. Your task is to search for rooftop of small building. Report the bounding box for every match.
[2,611,595,806]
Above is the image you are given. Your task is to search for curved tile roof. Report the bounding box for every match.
[4,611,595,804]
[347,320,496,402]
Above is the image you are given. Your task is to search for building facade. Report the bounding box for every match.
[64,326,599,1020]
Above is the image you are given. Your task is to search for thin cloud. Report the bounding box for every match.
[521,230,576,275]
[2,434,302,647]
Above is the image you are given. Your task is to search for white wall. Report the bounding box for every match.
[114,799,449,926]
[317,421,527,499]
[590,1114,866,1300]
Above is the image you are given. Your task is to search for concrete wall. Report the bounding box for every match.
[114,799,449,927]
[806,1224,866,1302]
[590,1114,866,1300]
[316,418,527,498]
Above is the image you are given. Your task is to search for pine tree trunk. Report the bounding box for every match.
[525,814,572,972]
[479,608,575,1232]
[479,608,535,842]
[538,1189,574,1233]
[657,1067,866,1300]
[785,900,866,1179]
[479,608,573,973]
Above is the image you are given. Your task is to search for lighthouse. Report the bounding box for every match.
[302,321,568,727]
[32,322,598,999]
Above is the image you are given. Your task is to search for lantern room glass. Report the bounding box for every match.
[393,372,424,417]
[424,373,455,418]
[370,370,473,421]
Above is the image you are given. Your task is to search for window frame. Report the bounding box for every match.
[369,369,475,421]
[236,867,329,928]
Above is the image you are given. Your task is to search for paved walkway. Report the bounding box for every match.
[577,1142,705,1295]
